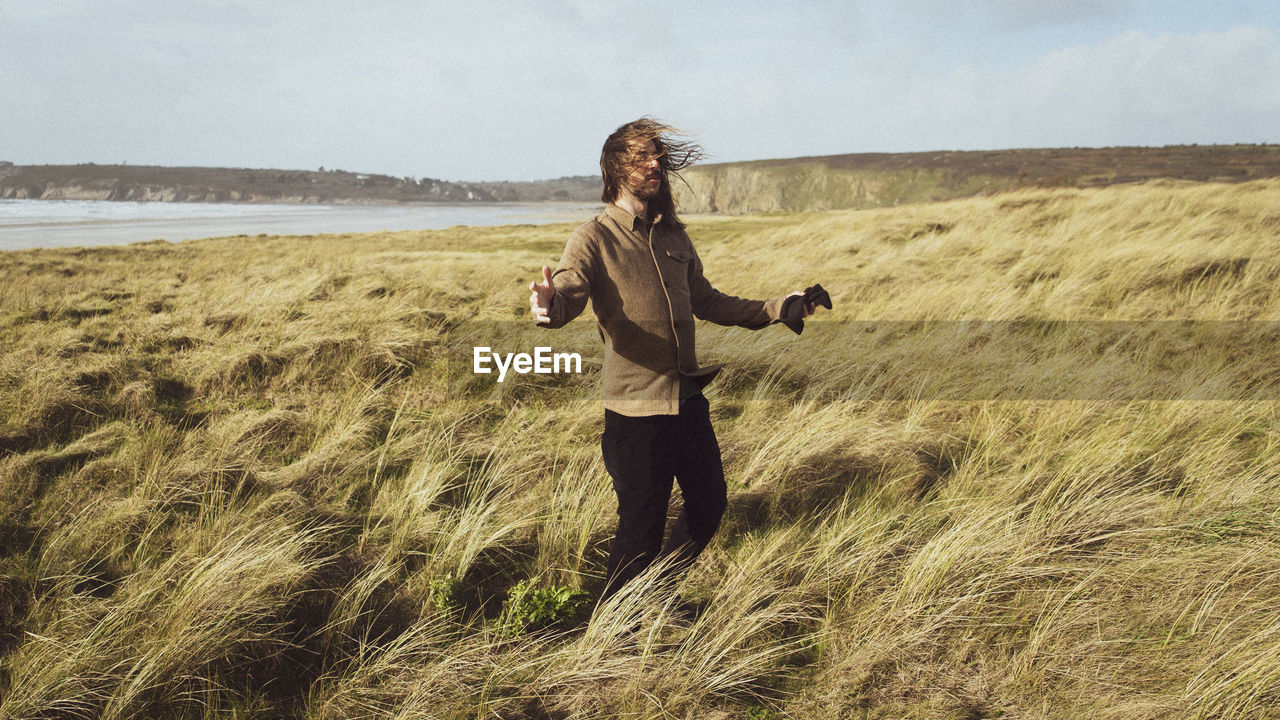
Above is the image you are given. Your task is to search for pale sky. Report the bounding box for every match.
[2,1,1277,181]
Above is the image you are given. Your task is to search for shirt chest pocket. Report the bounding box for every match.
[662,249,694,296]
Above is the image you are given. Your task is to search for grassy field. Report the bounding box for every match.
[2,179,1280,719]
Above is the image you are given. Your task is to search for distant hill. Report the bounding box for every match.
[673,144,1280,214]
[4,144,1278,213]
[0,162,600,205]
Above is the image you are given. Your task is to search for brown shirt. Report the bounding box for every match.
[539,203,785,416]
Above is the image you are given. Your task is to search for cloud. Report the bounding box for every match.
[846,25,1280,151]
[899,0,1132,32]
[982,0,1133,30]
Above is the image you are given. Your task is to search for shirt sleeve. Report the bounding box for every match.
[539,223,596,329]
[686,244,785,330]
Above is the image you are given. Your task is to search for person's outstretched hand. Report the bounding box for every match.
[529,265,555,324]
[779,284,832,334]
[788,290,816,318]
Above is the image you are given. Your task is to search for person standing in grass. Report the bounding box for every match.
[529,118,820,602]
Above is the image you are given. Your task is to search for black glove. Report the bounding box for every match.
[779,283,832,335]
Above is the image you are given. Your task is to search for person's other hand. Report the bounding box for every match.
[530,266,555,323]
[788,290,816,318]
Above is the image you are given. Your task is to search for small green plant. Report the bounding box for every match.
[425,572,458,614]
[746,705,784,720]
[493,579,590,638]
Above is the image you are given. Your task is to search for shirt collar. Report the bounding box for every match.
[605,203,663,232]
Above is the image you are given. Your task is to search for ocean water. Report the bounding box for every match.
[0,199,602,251]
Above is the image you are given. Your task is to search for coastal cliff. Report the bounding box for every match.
[673,144,1280,214]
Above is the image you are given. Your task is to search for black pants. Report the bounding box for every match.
[599,394,728,600]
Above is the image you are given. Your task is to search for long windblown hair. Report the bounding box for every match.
[600,117,703,229]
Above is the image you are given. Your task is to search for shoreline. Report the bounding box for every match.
[0,200,601,252]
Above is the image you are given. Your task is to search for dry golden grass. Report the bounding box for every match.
[2,179,1280,719]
